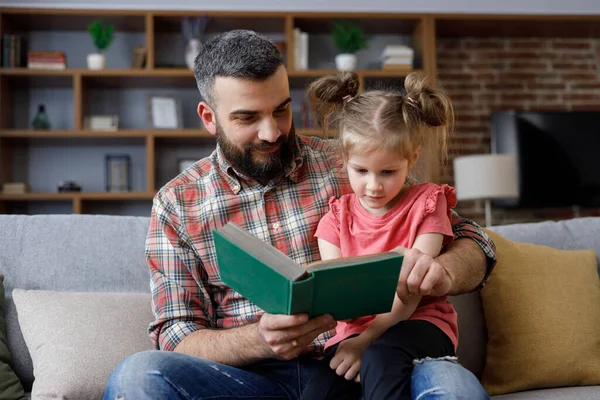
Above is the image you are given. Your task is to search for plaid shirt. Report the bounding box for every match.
[146,135,497,354]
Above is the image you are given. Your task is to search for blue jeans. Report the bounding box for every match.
[103,351,489,400]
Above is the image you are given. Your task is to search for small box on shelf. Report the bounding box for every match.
[2,182,29,194]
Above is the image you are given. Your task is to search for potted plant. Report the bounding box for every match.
[331,21,368,71]
[87,20,114,70]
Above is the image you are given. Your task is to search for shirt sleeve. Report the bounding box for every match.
[451,210,497,290]
[146,190,213,351]
[416,192,454,244]
[314,196,341,248]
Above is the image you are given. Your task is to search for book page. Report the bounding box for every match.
[306,252,399,272]
[218,222,308,281]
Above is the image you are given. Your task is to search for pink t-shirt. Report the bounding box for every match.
[314,182,459,351]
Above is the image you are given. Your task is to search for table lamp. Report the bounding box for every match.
[453,154,519,227]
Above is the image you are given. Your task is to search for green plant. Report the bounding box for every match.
[88,20,115,52]
[331,20,368,54]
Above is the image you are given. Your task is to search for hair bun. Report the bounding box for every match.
[403,72,451,127]
[307,72,359,104]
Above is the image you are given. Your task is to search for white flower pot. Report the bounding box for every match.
[86,53,106,70]
[335,53,357,71]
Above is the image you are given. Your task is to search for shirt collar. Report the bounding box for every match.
[215,136,305,193]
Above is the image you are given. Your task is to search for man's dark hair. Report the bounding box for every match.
[194,30,284,107]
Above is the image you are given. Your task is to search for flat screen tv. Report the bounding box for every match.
[491,110,600,208]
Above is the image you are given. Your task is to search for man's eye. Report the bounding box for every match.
[237,116,255,123]
[274,108,289,116]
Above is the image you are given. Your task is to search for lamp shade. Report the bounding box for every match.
[453,154,519,201]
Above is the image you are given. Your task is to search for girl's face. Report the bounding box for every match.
[347,147,417,215]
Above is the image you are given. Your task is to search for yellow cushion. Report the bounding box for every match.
[481,230,600,396]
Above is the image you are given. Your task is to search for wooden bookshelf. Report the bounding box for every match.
[0,7,436,215]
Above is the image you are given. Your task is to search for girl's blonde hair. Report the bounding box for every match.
[306,71,454,165]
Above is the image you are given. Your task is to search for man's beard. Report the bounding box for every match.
[216,121,296,182]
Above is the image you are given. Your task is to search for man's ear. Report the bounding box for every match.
[198,101,217,136]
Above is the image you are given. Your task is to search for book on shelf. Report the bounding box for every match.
[2,34,26,68]
[27,51,66,70]
[293,28,309,70]
[380,45,414,70]
[131,46,147,69]
[213,222,403,320]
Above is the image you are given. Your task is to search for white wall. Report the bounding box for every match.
[1,0,600,14]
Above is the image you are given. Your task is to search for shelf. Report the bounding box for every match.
[0,9,146,31]
[0,68,197,88]
[154,14,286,33]
[0,128,327,138]
[0,129,211,138]
[293,14,421,34]
[1,68,412,79]
[288,69,415,78]
[0,191,155,201]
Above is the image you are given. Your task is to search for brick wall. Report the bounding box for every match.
[437,37,600,226]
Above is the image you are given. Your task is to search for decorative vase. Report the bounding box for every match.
[32,104,51,130]
[335,53,357,71]
[185,39,203,71]
[86,53,106,70]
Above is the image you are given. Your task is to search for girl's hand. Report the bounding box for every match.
[329,336,369,382]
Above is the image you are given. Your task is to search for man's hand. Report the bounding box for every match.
[393,247,454,303]
[257,313,337,360]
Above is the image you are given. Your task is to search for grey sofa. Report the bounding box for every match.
[1,214,599,399]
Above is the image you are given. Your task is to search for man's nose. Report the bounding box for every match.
[257,118,281,143]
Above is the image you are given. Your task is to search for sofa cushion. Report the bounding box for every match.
[0,214,151,389]
[492,385,600,400]
[13,290,154,400]
[481,230,600,396]
[0,275,26,400]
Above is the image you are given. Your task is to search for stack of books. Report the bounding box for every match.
[2,34,26,67]
[381,45,413,72]
[27,51,67,70]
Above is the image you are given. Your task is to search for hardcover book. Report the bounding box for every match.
[213,222,403,320]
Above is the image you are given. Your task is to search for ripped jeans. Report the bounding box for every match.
[103,321,489,400]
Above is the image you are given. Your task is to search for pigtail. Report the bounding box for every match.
[306,72,360,133]
[400,72,455,163]
[402,72,454,129]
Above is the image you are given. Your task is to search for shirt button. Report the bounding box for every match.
[272,222,280,230]
[232,184,240,191]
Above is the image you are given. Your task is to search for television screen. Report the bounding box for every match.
[491,111,600,208]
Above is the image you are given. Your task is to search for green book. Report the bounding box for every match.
[213,222,403,320]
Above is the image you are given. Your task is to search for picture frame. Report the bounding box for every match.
[146,93,184,129]
[105,154,132,192]
[178,158,197,174]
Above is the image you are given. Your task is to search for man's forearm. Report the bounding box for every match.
[437,238,487,295]
[174,323,270,367]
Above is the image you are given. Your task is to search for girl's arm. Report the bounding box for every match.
[357,233,445,345]
[317,238,343,260]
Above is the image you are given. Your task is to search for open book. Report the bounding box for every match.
[213,222,403,320]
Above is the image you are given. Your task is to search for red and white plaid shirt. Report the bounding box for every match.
[146,135,496,354]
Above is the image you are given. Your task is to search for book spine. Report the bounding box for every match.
[1,35,8,68]
[289,274,315,316]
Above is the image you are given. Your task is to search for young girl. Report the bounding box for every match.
[307,71,458,397]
